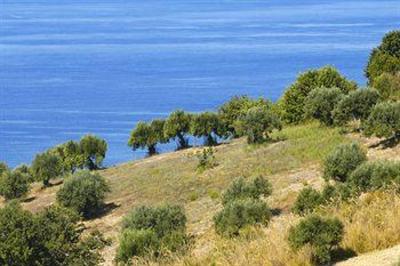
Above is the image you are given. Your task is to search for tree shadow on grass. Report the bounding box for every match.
[331,247,357,263]
[270,208,283,217]
[22,196,36,203]
[369,135,400,149]
[87,202,120,220]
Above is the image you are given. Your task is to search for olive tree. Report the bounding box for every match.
[56,171,110,218]
[31,151,63,186]
[218,96,272,138]
[304,87,344,126]
[281,66,357,124]
[52,140,85,174]
[128,119,167,156]
[164,110,192,149]
[0,169,30,200]
[333,88,381,126]
[374,72,400,101]
[79,134,107,170]
[190,112,221,146]
[363,101,400,140]
[236,106,282,144]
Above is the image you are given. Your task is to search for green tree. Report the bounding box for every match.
[190,112,221,146]
[57,171,110,218]
[236,106,282,144]
[0,170,30,200]
[366,31,400,85]
[333,88,381,126]
[374,72,400,101]
[218,96,272,138]
[281,66,357,124]
[304,87,344,126]
[79,134,107,170]
[288,215,344,264]
[323,142,367,182]
[292,187,323,216]
[31,151,63,186]
[0,202,107,266]
[363,101,400,140]
[164,110,192,149]
[52,140,85,174]
[0,162,8,175]
[128,119,167,156]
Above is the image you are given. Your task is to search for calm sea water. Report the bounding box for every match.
[1,0,399,167]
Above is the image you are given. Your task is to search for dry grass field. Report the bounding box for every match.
[10,122,400,265]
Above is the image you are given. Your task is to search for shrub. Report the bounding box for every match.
[288,215,344,264]
[164,110,192,149]
[333,88,381,126]
[348,160,400,192]
[0,162,8,175]
[374,72,400,101]
[79,134,108,170]
[0,202,107,266]
[56,171,110,218]
[281,66,357,124]
[190,112,221,146]
[31,151,63,186]
[292,187,323,215]
[236,106,282,144]
[0,170,30,200]
[117,204,188,262]
[304,87,344,126]
[323,142,367,182]
[128,119,167,156]
[117,229,159,261]
[218,96,272,138]
[363,101,400,139]
[196,147,218,171]
[221,176,272,205]
[366,31,400,85]
[214,199,271,237]
[13,164,34,183]
[321,183,353,203]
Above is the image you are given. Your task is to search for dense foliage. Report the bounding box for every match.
[374,72,400,101]
[363,101,400,139]
[281,66,357,124]
[31,151,63,186]
[304,87,344,126]
[79,134,108,170]
[190,112,221,146]
[333,88,381,126]
[288,215,344,264]
[0,169,30,200]
[236,106,282,143]
[128,120,167,156]
[117,204,188,262]
[0,202,107,266]
[292,187,323,216]
[323,142,367,182]
[164,110,192,149]
[56,171,110,218]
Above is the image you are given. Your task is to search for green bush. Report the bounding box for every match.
[348,160,400,192]
[0,202,107,266]
[128,119,167,156]
[117,204,188,262]
[31,151,63,186]
[218,96,272,138]
[13,164,34,183]
[221,176,272,205]
[292,187,323,216]
[288,215,344,264]
[304,87,344,126]
[236,106,282,144]
[79,134,108,170]
[56,171,110,218]
[366,31,400,85]
[281,66,356,124]
[374,72,400,101]
[323,142,367,182]
[196,147,218,171]
[117,229,159,261]
[333,88,381,126]
[363,101,400,139]
[190,112,221,146]
[0,170,30,200]
[214,199,271,237]
[0,162,8,175]
[321,183,353,203]
[164,110,192,149]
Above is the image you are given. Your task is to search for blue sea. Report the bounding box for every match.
[1,0,399,167]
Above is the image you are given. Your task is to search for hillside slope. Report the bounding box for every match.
[13,122,400,265]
